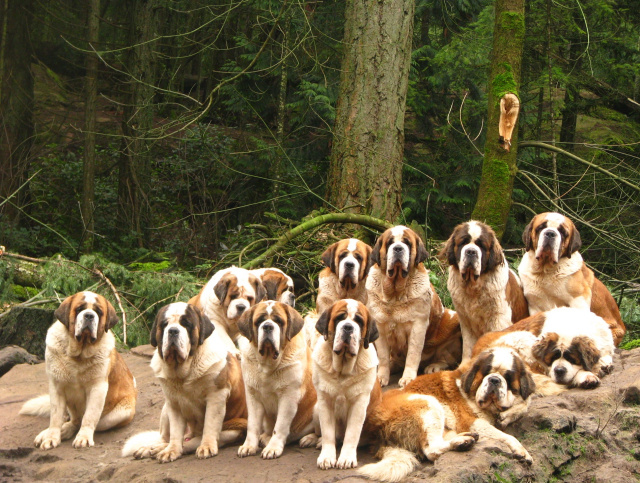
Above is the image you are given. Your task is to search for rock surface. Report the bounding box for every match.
[0,349,638,482]
[0,345,40,377]
[0,307,54,358]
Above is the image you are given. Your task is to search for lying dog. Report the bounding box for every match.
[20,292,137,450]
[441,220,529,361]
[518,212,625,345]
[237,301,316,459]
[366,225,444,387]
[358,347,536,482]
[473,307,615,389]
[302,299,382,470]
[121,302,246,462]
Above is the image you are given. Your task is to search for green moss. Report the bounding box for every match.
[10,284,40,301]
[500,12,525,40]
[491,63,518,104]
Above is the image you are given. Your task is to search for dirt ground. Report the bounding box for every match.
[0,350,376,483]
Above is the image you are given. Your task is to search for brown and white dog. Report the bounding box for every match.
[189,266,266,355]
[301,299,382,470]
[250,267,295,307]
[441,220,529,361]
[518,212,626,345]
[358,347,535,482]
[420,307,463,374]
[20,292,137,450]
[366,225,444,388]
[316,238,372,313]
[236,301,316,459]
[122,302,246,462]
[473,307,615,389]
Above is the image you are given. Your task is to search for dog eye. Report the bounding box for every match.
[354,254,362,262]
[247,296,254,303]
[550,350,562,362]
[403,238,412,247]
[353,315,364,326]
[558,227,567,236]
[229,294,237,300]
[339,252,348,260]
[95,308,103,316]
[503,371,513,384]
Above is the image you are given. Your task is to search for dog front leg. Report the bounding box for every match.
[197,388,230,459]
[400,316,429,388]
[155,402,186,463]
[375,323,391,387]
[261,389,299,459]
[34,380,67,450]
[336,392,370,469]
[238,387,264,457]
[73,380,108,448]
[470,418,532,463]
[316,391,337,469]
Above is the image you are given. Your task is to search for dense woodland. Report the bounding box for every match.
[1,0,639,347]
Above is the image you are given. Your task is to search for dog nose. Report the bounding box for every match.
[393,245,403,253]
[84,312,94,320]
[236,304,247,314]
[262,323,273,332]
[344,261,355,269]
[466,250,477,258]
[488,376,501,385]
[168,327,180,337]
[343,324,354,333]
[545,231,557,238]
[554,366,567,378]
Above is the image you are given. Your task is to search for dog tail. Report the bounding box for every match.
[19,394,51,417]
[532,373,567,396]
[357,446,420,482]
[121,431,163,457]
[222,417,247,431]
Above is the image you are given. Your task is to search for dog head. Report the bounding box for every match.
[315,299,379,357]
[237,301,304,360]
[522,212,581,265]
[251,268,295,307]
[213,267,266,320]
[321,238,372,290]
[54,291,119,345]
[461,348,536,413]
[532,333,600,385]
[371,226,428,279]
[150,302,214,365]
[440,220,504,283]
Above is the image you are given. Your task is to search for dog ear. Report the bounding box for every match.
[214,275,231,303]
[315,307,331,341]
[415,236,428,266]
[197,307,215,345]
[105,300,119,332]
[321,243,338,273]
[522,220,534,251]
[54,295,74,328]
[370,235,383,269]
[361,244,373,278]
[237,305,256,342]
[484,235,504,273]
[285,305,304,341]
[514,356,536,400]
[439,235,457,267]
[532,334,557,365]
[150,306,169,356]
[252,276,266,303]
[571,336,600,372]
[363,316,379,349]
[460,356,484,396]
[564,225,582,258]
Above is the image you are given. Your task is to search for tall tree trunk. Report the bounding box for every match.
[81,0,100,252]
[326,0,414,222]
[472,0,525,239]
[118,0,158,247]
[272,12,291,202]
[0,0,34,223]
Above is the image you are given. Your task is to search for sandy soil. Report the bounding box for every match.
[0,351,376,483]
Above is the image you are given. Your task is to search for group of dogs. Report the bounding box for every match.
[18,211,626,482]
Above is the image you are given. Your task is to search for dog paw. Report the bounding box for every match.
[35,428,60,450]
[317,448,337,469]
[155,446,182,463]
[237,443,258,458]
[577,372,600,389]
[377,368,390,387]
[261,441,284,459]
[514,447,533,464]
[424,362,448,374]
[336,449,358,469]
[398,375,416,388]
[72,428,94,449]
[60,422,78,441]
[450,433,477,452]
[299,433,320,448]
[196,441,218,459]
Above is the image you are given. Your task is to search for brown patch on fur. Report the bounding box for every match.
[532,333,560,366]
[216,353,248,420]
[523,212,580,262]
[54,292,119,344]
[591,277,626,345]
[424,291,456,348]
[370,226,428,284]
[290,344,317,435]
[321,238,372,285]
[102,349,137,427]
[316,300,378,349]
[260,269,291,302]
[506,270,529,322]
[568,336,601,372]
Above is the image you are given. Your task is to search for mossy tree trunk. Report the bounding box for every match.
[472,0,525,239]
[326,0,414,223]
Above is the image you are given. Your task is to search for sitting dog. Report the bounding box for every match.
[250,267,295,307]
[358,348,536,482]
[441,220,529,361]
[189,266,266,355]
[236,301,316,459]
[366,225,444,387]
[302,299,382,470]
[518,212,625,345]
[122,302,246,462]
[473,307,615,389]
[20,292,137,450]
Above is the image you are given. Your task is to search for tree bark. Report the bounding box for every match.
[472,0,525,239]
[81,0,100,252]
[0,0,34,223]
[326,0,414,222]
[118,0,158,247]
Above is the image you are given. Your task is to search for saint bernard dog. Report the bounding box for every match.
[441,220,529,361]
[300,299,382,470]
[358,347,535,482]
[473,307,615,389]
[366,225,444,388]
[518,212,626,345]
[20,292,137,450]
[316,238,372,313]
[420,307,463,374]
[122,302,246,462]
[189,266,266,355]
[236,301,316,459]
[250,267,295,307]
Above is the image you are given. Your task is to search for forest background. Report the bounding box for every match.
[1,0,639,349]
